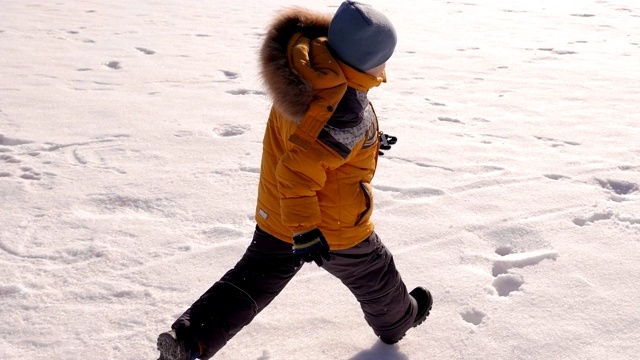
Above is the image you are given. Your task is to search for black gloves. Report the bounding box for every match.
[378,132,398,155]
[292,228,331,268]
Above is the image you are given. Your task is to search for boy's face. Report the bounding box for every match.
[366,63,386,77]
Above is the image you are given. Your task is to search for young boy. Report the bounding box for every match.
[157,2,432,359]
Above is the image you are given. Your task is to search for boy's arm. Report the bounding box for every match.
[275,142,344,233]
[276,33,349,233]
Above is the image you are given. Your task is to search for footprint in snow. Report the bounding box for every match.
[0,134,32,146]
[0,136,53,181]
[572,211,613,227]
[572,179,640,224]
[573,211,640,227]
[596,178,638,195]
[212,124,250,137]
[461,308,486,326]
[597,178,639,203]
[534,136,580,147]
[544,174,571,180]
[462,226,558,299]
[104,61,121,70]
[220,70,239,80]
[492,273,525,297]
[226,89,266,96]
[135,47,155,55]
[438,117,464,124]
[19,167,43,181]
[461,247,557,311]
[1,154,21,163]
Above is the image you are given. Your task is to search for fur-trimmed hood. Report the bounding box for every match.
[259,8,332,121]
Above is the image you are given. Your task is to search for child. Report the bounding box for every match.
[157,2,432,359]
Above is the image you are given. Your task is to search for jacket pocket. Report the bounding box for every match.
[354,181,372,226]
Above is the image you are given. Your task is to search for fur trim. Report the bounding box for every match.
[259,8,331,121]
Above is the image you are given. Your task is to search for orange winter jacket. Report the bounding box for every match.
[256,8,386,250]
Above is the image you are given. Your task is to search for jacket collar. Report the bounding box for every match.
[338,61,385,92]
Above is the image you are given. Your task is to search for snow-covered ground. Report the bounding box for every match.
[1,0,639,359]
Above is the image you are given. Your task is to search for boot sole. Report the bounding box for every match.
[157,330,191,360]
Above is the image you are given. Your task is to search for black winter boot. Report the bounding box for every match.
[380,287,433,345]
[157,330,198,360]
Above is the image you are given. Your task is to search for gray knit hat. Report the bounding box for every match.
[328,1,397,72]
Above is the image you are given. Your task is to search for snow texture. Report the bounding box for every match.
[0,0,639,359]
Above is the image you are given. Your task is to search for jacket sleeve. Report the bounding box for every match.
[276,141,345,233]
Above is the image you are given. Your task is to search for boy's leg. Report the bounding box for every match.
[170,226,299,359]
[321,232,417,342]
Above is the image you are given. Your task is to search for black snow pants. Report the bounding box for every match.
[171,226,416,359]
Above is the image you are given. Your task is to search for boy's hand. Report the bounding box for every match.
[292,228,331,268]
[378,132,398,155]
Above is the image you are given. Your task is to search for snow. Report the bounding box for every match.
[1,0,639,359]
